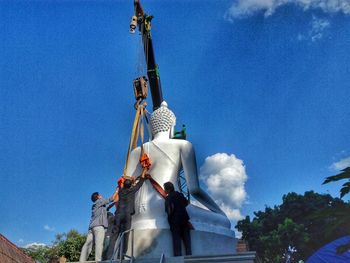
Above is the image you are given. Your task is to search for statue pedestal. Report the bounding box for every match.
[127,228,236,258]
[72,252,260,263]
[129,196,236,258]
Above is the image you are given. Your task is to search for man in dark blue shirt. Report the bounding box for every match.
[105,175,146,260]
[164,181,192,256]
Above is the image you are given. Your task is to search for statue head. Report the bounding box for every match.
[150,101,176,136]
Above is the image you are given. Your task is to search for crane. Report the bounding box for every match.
[130,0,163,111]
[128,0,189,199]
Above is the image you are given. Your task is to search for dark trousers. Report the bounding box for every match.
[170,222,192,256]
[104,213,131,260]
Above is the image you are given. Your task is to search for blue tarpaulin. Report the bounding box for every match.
[307,236,350,263]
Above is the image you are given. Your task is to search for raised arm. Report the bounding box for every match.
[111,187,119,200]
[96,195,115,208]
[180,141,225,215]
[131,177,146,193]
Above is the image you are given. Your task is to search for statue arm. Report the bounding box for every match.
[126,147,142,177]
[180,142,225,215]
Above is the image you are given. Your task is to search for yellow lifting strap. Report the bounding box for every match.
[123,103,146,177]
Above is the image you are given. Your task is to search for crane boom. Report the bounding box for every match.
[131,0,163,111]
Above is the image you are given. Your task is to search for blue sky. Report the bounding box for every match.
[1,0,350,247]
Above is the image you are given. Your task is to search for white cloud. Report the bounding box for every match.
[24,242,47,248]
[221,204,244,220]
[18,239,24,243]
[200,153,248,221]
[310,16,330,41]
[297,16,331,42]
[226,0,350,19]
[43,224,55,232]
[330,156,350,170]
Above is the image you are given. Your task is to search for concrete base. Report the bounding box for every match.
[126,229,237,258]
[72,252,260,263]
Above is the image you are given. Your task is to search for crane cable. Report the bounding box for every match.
[116,7,166,199]
[114,103,145,204]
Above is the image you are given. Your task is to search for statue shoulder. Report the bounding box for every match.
[169,139,193,149]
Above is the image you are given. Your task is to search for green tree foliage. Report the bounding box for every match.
[52,230,89,261]
[259,218,309,262]
[236,191,350,262]
[323,167,350,198]
[22,245,52,263]
[321,167,350,253]
[23,230,92,263]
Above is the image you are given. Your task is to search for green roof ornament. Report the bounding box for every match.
[173,124,186,140]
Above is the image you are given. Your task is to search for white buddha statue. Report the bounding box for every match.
[125,101,236,258]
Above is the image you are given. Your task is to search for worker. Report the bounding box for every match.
[105,172,146,260]
[164,181,192,256]
[79,190,117,262]
[102,208,115,260]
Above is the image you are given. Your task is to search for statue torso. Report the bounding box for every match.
[129,139,187,229]
[128,138,231,234]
